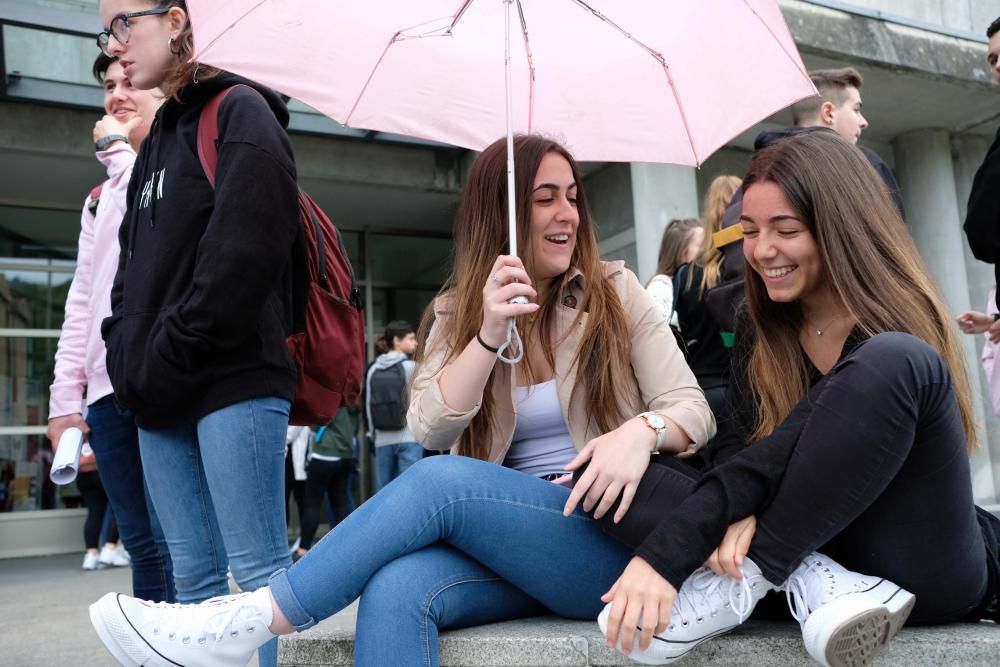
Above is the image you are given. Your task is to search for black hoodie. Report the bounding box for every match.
[101,72,303,429]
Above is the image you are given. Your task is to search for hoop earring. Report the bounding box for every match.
[193,64,201,84]
[168,35,181,56]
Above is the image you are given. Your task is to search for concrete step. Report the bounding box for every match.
[278,604,999,666]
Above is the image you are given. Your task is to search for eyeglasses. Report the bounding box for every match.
[96,7,170,57]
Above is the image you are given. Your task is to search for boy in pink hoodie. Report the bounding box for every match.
[47,54,173,599]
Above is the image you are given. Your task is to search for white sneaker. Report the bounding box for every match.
[82,552,102,571]
[89,589,276,667]
[598,559,775,664]
[99,544,131,568]
[785,553,915,667]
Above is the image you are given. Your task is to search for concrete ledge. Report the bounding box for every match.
[279,604,999,666]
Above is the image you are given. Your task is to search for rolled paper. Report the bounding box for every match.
[50,427,84,485]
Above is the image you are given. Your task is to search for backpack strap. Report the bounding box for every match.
[712,224,744,249]
[87,182,104,214]
[197,84,257,189]
[669,263,687,323]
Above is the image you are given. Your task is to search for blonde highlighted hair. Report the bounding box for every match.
[741,133,976,450]
[693,174,741,294]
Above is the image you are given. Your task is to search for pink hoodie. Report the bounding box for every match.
[48,143,137,418]
[982,287,1000,418]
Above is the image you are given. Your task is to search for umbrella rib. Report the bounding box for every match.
[740,0,811,80]
[344,0,479,128]
[568,0,700,165]
[191,0,269,60]
[515,0,536,134]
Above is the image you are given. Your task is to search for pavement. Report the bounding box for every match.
[4,554,998,667]
[0,553,259,667]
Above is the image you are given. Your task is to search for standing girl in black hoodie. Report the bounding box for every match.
[97,2,301,665]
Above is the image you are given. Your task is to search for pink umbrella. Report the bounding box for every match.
[187,0,815,361]
[187,0,814,252]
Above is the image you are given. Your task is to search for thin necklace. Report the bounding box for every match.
[805,314,845,336]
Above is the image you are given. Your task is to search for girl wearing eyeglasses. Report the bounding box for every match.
[95,2,302,665]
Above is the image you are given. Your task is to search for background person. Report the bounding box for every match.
[97,2,304,664]
[787,67,904,214]
[645,218,702,323]
[47,52,172,598]
[673,175,742,424]
[957,286,1000,417]
[364,320,420,490]
[963,17,1000,312]
[294,403,359,561]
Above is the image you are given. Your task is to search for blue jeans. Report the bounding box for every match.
[138,397,292,667]
[269,456,633,666]
[374,441,423,490]
[87,395,174,602]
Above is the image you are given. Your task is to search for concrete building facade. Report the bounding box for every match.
[1,0,999,555]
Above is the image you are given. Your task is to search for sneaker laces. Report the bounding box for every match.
[784,558,841,626]
[148,593,260,643]
[673,567,756,627]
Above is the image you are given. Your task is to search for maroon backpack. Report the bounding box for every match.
[197,85,364,426]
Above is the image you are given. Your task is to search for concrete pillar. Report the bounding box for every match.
[953,132,1000,505]
[629,163,699,284]
[893,128,997,503]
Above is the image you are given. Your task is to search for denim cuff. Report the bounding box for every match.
[268,568,317,631]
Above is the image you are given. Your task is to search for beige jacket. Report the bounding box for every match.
[407,261,715,463]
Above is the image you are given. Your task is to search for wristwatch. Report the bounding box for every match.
[637,411,667,454]
[95,134,128,152]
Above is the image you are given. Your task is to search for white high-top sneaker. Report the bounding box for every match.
[89,589,276,667]
[598,559,775,665]
[784,553,915,667]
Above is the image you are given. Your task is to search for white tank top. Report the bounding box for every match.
[503,380,577,477]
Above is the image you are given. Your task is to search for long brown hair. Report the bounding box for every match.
[417,135,632,460]
[652,218,701,282]
[694,175,741,294]
[154,0,220,100]
[741,132,976,450]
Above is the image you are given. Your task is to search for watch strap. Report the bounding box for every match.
[95,134,128,151]
[638,411,667,454]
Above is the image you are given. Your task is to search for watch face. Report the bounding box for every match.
[646,414,666,430]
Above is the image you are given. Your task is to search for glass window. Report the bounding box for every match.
[368,234,450,286]
[0,269,74,330]
[371,287,440,336]
[0,335,56,427]
[340,230,363,280]
[0,433,60,513]
[3,25,97,87]
[0,206,80,260]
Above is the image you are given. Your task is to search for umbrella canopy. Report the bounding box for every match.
[187,0,815,166]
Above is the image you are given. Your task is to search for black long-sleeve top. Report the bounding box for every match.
[634,312,866,590]
[963,126,1000,312]
[101,72,303,429]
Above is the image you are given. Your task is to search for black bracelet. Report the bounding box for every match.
[476,332,499,354]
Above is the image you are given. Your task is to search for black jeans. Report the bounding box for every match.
[299,458,355,550]
[77,471,117,549]
[599,333,989,625]
[285,453,306,526]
